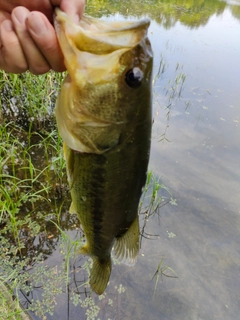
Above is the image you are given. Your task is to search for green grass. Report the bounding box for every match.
[0,70,65,131]
[0,70,69,318]
[0,282,30,320]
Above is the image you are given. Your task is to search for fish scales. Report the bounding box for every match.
[54,8,153,294]
[65,120,150,255]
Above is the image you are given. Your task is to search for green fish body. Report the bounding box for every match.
[54,8,153,294]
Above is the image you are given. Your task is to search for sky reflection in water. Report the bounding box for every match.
[142,2,240,320]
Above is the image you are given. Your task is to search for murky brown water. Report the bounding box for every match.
[13,1,240,319]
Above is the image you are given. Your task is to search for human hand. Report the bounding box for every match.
[0,0,85,74]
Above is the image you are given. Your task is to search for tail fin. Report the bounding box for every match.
[113,215,139,266]
[90,257,111,295]
[79,245,111,295]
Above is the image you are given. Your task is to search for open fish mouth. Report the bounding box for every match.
[54,8,151,87]
[54,8,150,50]
[54,8,152,154]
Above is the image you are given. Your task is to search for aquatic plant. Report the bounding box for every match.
[152,257,178,296]
[139,170,176,242]
[153,56,187,143]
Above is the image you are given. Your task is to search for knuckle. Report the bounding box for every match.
[0,57,28,74]
[29,64,50,75]
[11,64,28,74]
[52,64,66,72]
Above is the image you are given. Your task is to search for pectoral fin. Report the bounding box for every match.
[69,201,76,214]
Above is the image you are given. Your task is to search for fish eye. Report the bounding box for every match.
[125,67,143,88]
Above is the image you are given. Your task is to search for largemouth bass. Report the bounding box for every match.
[54,8,153,295]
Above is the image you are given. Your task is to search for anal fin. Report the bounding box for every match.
[113,215,140,266]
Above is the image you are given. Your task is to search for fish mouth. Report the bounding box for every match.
[54,9,152,154]
[54,8,150,51]
[54,8,151,86]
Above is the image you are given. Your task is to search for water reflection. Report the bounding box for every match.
[147,1,240,319]
[86,0,240,26]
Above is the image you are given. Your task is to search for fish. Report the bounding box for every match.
[54,8,153,295]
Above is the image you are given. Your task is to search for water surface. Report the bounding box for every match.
[144,1,240,319]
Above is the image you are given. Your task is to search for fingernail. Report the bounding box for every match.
[13,11,26,24]
[27,13,48,35]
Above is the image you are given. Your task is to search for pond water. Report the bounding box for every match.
[146,1,240,319]
[148,3,240,320]
[16,1,240,319]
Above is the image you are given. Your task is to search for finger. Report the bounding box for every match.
[27,11,65,72]
[0,19,27,73]
[0,11,11,24]
[1,0,53,22]
[12,7,51,75]
[51,0,85,22]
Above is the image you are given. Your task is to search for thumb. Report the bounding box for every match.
[51,0,85,23]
